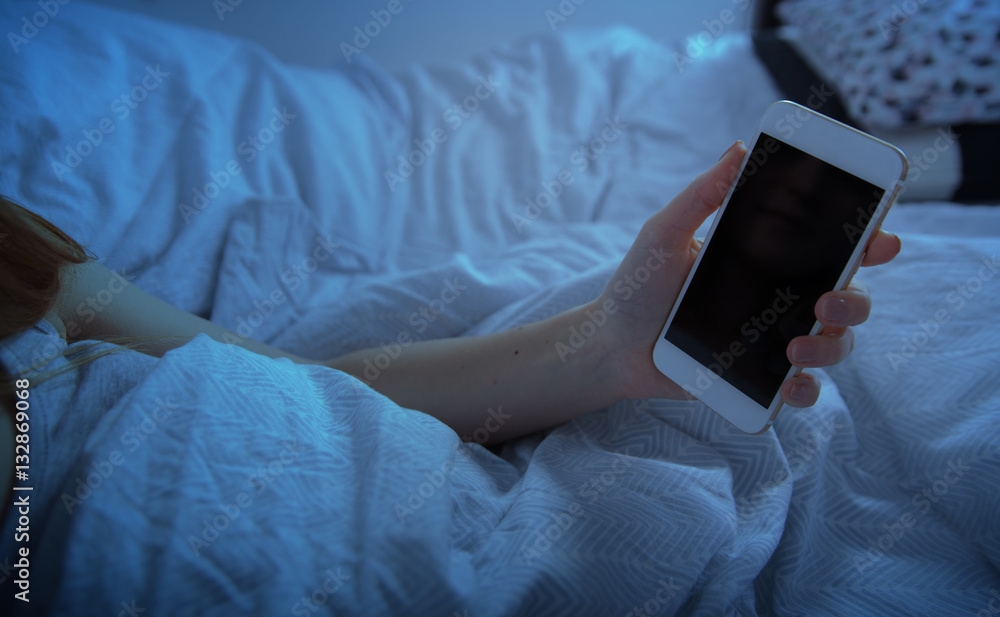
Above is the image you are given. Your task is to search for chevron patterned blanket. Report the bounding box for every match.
[1,1,998,614]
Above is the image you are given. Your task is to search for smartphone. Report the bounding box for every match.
[651,100,908,434]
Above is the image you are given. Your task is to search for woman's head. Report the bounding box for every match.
[0,195,92,341]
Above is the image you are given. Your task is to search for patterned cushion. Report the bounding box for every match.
[776,0,1000,130]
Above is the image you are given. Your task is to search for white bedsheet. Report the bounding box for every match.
[1,3,998,616]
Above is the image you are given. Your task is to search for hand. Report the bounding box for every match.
[590,141,902,408]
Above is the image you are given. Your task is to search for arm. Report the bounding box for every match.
[52,260,319,365]
[52,143,900,446]
[329,142,901,443]
[327,304,620,444]
[50,258,618,443]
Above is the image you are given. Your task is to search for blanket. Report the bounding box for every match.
[1,2,997,615]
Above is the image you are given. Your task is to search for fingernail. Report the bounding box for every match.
[718,140,744,161]
[822,298,849,323]
[789,382,807,402]
[794,341,816,364]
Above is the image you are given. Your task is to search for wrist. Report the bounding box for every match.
[548,300,624,408]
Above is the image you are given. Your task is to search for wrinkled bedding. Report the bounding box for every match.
[1,3,998,615]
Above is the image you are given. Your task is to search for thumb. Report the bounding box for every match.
[648,140,746,251]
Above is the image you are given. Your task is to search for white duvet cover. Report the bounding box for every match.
[1,3,998,616]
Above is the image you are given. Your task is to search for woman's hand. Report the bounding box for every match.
[590,141,902,408]
[326,141,900,444]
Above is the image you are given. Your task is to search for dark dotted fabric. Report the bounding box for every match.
[777,0,1000,129]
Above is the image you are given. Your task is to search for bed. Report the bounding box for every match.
[1,1,998,615]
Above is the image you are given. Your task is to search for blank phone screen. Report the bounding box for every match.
[665,133,885,407]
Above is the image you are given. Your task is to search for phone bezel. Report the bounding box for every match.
[651,100,908,434]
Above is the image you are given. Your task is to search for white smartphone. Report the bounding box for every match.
[651,100,908,434]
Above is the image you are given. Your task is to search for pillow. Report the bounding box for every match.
[752,1,1000,203]
[775,0,1000,130]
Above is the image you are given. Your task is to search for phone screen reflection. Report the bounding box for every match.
[665,133,885,407]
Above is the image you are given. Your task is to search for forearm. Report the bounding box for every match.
[54,260,318,365]
[327,303,621,444]
[55,261,621,442]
